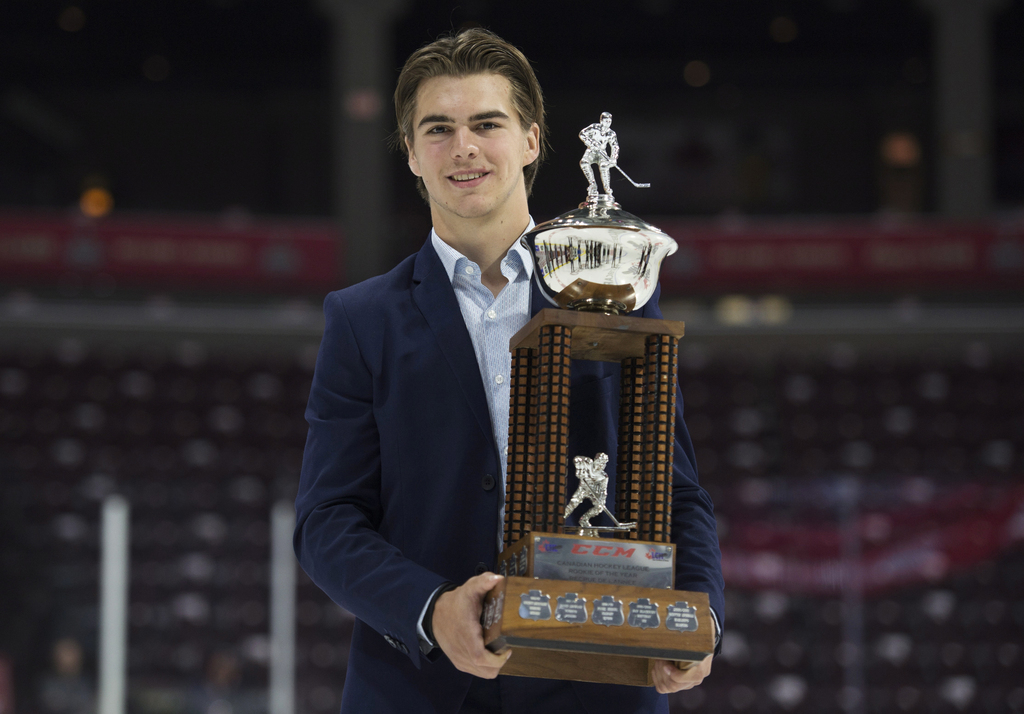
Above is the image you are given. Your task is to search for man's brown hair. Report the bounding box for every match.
[393,28,549,199]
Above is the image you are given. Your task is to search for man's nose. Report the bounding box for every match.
[450,126,478,159]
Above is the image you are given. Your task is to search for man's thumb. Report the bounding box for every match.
[470,572,503,594]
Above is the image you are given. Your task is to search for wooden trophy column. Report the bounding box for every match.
[504,323,572,548]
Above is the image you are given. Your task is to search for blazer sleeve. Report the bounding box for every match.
[293,291,447,667]
[639,285,725,637]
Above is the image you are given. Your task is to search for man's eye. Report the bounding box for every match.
[479,122,498,130]
[426,126,448,134]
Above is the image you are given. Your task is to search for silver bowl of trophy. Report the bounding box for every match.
[522,111,677,316]
[522,200,678,315]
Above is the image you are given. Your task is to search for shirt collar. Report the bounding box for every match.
[430,219,536,285]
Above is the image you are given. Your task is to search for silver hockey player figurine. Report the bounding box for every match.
[565,453,636,536]
[579,112,650,201]
[522,111,676,315]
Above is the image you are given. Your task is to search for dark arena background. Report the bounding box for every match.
[1,1,1023,713]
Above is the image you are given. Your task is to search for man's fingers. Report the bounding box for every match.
[431,573,510,678]
[652,665,693,694]
[479,649,511,674]
[455,643,510,679]
[651,656,712,694]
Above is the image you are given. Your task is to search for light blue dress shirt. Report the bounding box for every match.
[430,222,535,521]
[416,222,535,646]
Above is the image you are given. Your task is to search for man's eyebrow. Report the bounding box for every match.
[470,110,509,122]
[416,110,510,128]
[417,114,453,127]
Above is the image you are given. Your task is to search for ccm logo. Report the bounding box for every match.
[570,545,636,557]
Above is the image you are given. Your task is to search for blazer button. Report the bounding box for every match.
[475,562,487,575]
[481,474,495,491]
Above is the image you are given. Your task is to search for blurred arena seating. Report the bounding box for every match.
[0,342,352,714]
[1,332,1022,714]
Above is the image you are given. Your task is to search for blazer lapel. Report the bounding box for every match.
[411,240,495,445]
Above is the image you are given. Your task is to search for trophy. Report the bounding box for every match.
[481,113,715,686]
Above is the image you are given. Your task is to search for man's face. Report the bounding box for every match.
[405,73,539,228]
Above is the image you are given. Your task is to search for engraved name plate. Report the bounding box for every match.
[627,598,660,630]
[519,590,552,621]
[518,548,528,576]
[666,601,699,632]
[555,593,588,624]
[499,559,508,577]
[592,595,624,627]
[532,536,673,588]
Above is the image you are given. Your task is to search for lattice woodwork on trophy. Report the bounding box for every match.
[638,334,678,543]
[534,325,571,535]
[616,357,645,540]
[503,310,683,546]
[504,347,537,548]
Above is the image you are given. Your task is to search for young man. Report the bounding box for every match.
[294,28,723,713]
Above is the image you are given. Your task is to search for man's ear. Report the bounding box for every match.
[522,123,540,167]
[406,137,422,177]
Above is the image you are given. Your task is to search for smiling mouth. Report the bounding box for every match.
[449,171,488,182]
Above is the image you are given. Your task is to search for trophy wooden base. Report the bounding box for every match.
[482,576,714,686]
[482,533,712,686]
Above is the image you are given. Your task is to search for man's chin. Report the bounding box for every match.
[430,196,494,222]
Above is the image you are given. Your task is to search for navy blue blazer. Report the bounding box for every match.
[294,238,724,713]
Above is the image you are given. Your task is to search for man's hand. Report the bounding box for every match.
[432,573,511,678]
[651,655,712,694]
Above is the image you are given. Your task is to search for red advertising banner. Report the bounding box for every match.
[0,211,341,293]
[2,211,1022,294]
[655,217,1024,293]
[720,483,1024,595]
